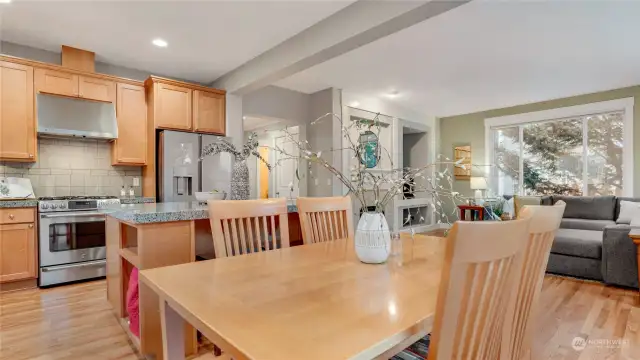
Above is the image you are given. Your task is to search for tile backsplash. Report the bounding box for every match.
[0,138,143,198]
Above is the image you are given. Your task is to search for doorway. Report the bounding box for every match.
[258,146,269,199]
[274,131,300,199]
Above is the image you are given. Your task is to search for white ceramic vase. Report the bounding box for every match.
[355,212,391,264]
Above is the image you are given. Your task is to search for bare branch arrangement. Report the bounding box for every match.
[270,112,476,224]
[200,132,272,200]
[200,132,271,170]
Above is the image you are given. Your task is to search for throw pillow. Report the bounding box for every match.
[616,200,640,224]
[631,206,640,227]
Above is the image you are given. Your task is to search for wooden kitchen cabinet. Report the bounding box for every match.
[193,90,225,134]
[153,82,192,130]
[34,68,79,97]
[112,83,147,165]
[79,75,116,102]
[0,222,37,283]
[0,61,36,162]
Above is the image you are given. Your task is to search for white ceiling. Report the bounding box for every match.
[275,0,640,117]
[0,1,353,83]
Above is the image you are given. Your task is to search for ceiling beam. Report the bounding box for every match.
[212,0,472,94]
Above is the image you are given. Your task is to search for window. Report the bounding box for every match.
[486,99,633,197]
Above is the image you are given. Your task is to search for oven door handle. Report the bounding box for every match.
[41,259,106,272]
[41,212,105,219]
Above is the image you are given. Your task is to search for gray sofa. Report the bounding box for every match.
[544,195,639,289]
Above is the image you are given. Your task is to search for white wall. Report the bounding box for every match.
[342,92,437,149]
[341,92,438,223]
[242,85,340,198]
[308,88,337,197]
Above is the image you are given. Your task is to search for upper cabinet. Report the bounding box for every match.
[79,76,116,102]
[145,77,225,134]
[112,83,147,166]
[35,68,115,103]
[34,68,79,97]
[0,61,36,162]
[152,82,193,130]
[193,90,225,135]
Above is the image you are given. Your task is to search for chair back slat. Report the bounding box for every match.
[297,197,354,244]
[428,217,531,360]
[208,199,290,258]
[501,201,566,359]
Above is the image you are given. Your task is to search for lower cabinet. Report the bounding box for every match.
[0,221,37,283]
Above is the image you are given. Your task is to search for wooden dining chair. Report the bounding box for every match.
[501,200,566,360]
[208,198,290,258]
[393,217,531,360]
[296,196,354,244]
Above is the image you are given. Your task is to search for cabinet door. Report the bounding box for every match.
[0,62,36,161]
[113,83,147,165]
[154,83,192,130]
[79,76,116,102]
[34,68,79,97]
[193,90,225,135]
[0,223,36,283]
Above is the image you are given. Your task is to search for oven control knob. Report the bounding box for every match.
[52,204,59,209]
[41,204,49,210]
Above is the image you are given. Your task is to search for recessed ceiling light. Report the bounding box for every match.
[385,90,400,99]
[152,38,168,48]
[349,101,360,108]
[242,116,247,120]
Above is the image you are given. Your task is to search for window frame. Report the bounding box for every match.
[484,98,634,197]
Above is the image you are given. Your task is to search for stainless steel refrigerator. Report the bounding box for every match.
[158,130,232,202]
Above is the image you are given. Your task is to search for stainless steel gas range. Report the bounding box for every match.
[38,196,120,287]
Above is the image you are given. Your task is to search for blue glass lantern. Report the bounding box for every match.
[359,130,379,168]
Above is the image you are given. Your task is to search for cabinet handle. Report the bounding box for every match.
[29,154,34,158]
[28,224,33,228]
[8,214,15,220]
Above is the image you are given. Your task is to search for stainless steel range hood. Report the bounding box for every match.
[37,93,118,140]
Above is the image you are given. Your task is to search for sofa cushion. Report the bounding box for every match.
[552,195,616,220]
[615,197,640,223]
[601,224,639,288]
[560,218,615,231]
[551,229,603,259]
[547,253,603,281]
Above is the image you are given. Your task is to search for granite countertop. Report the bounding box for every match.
[119,197,156,204]
[0,199,39,208]
[105,201,298,224]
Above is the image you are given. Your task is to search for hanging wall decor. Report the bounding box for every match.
[454,145,472,180]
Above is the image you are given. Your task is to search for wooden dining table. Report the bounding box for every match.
[139,234,447,360]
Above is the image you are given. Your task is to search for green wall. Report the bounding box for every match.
[439,85,640,215]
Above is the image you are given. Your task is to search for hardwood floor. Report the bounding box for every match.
[535,276,639,360]
[0,276,638,359]
[0,281,140,360]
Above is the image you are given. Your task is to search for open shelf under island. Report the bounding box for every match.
[104,201,302,360]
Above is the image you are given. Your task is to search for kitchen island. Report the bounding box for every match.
[105,201,302,360]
